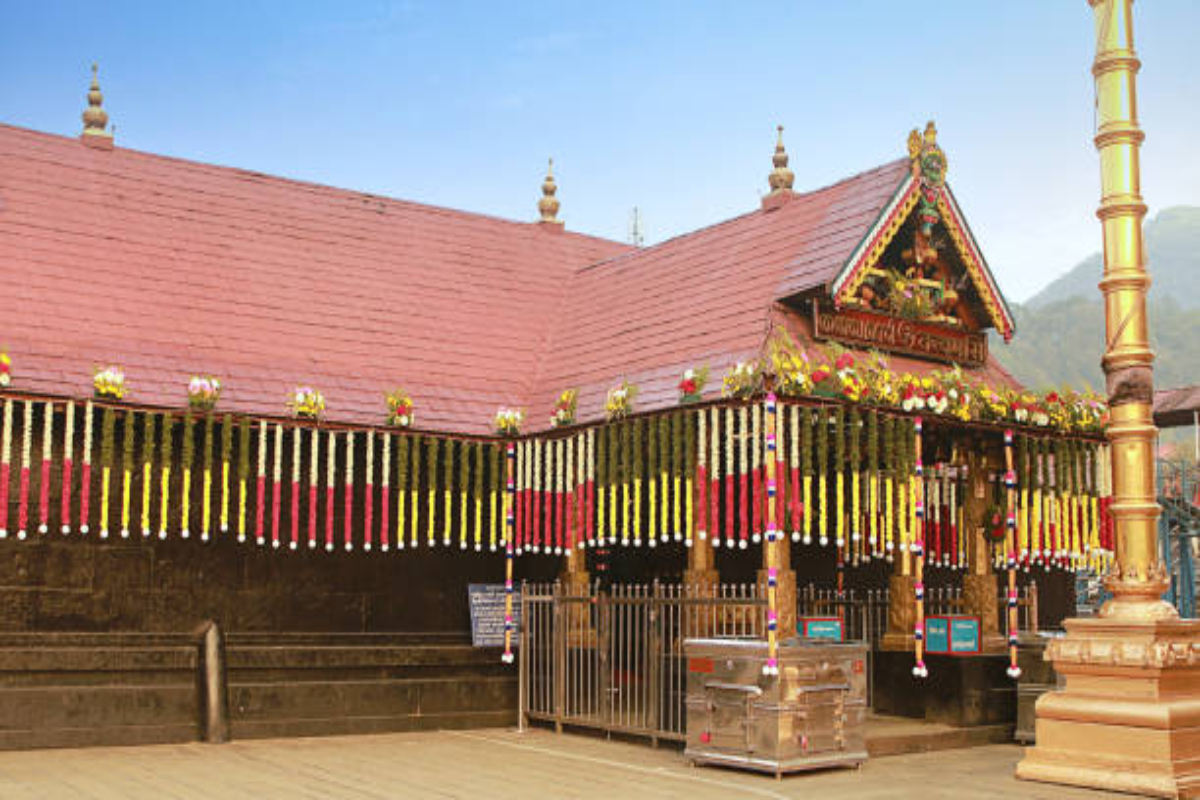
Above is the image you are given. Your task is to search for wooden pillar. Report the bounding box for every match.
[961,440,1004,652]
[759,537,796,641]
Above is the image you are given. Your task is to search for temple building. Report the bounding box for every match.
[0,69,1111,748]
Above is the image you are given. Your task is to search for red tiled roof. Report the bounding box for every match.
[0,123,630,434]
[531,160,945,424]
[1,124,1014,433]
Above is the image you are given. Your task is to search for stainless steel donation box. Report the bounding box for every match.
[683,638,869,777]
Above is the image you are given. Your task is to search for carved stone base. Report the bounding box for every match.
[1016,616,1200,798]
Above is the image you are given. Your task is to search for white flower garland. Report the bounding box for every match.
[81,401,93,535]
[534,437,544,552]
[310,424,320,549]
[751,403,762,544]
[272,423,284,549]
[346,431,356,551]
[381,433,391,552]
[556,437,565,554]
[63,400,75,535]
[290,425,302,550]
[724,407,734,548]
[325,430,336,552]
[39,400,52,534]
[256,421,268,545]
[738,406,748,549]
[579,432,589,549]
[565,434,575,551]
[19,401,32,539]
[696,408,707,541]
[515,440,526,554]
[366,431,376,552]
[789,405,800,542]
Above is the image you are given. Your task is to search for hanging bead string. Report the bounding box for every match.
[38,401,53,534]
[120,409,134,538]
[309,424,321,549]
[0,399,12,538]
[1004,429,1021,678]
[18,401,34,539]
[62,401,75,534]
[290,426,302,550]
[763,392,780,678]
[502,441,516,664]
[913,417,927,679]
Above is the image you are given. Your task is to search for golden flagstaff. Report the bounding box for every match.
[1017,1,1200,795]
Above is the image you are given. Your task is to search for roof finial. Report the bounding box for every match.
[81,63,113,147]
[767,125,794,194]
[537,158,562,226]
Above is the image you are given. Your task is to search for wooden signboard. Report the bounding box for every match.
[812,301,987,367]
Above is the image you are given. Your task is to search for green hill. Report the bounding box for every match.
[992,206,1200,394]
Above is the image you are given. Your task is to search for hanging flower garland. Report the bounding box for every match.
[595,431,607,546]
[557,436,567,552]
[678,366,709,405]
[291,426,303,550]
[386,389,414,428]
[380,432,391,552]
[658,410,670,543]
[61,401,75,535]
[673,411,685,544]
[309,424,321,549]
[271,423,283,549]
[458,439,469,550]
[834,406,845,550]
[346,431,357,551]
[585,428,596,547]
[849,408,862,550]
[605,381,638,421]
[38,401,54,534]
[219,414,233,536]
[1017,435,1030,566]
[426,435,438,548]
[0,400,12,538]
[93,366,126,400]
[236,417,250,543]
[97,405,114,539]
[788,405,802,541]
[708,407,721,545]
[882,415,895,557]
[815,406,829,547]
[801,407,813,545]
[79,401,94,535]
[751,404,763,544]
[395,434,409,551]
[867,411,879,557]
[158,412,174,540]
[13,401,32,539]
[474,441,484,551]
[491,443,503,552]
[737,405,749,549]
[187,375,222,411]
[255,420,267,545]
[551,388,577,428]
[200,414,215,542]
[647,416,659,545]
[684,410,696,546]
[120,408,134,538]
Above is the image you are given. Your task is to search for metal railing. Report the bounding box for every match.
[520,579,1041,746]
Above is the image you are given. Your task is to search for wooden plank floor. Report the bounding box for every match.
[0,727,1126,799]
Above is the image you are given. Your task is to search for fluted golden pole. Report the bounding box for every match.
[1090,0,1174,621]
[1017,3,1200,794]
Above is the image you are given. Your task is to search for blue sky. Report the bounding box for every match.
[2,1,1198,302]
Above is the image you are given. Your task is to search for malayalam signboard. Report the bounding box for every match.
[812,301,987,367]
[468,583,522,648]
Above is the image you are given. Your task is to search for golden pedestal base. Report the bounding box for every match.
[1016,616,1200,798]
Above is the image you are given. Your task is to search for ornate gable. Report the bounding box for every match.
[828,123,1016,343]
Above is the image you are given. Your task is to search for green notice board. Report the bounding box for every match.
[925,615,981,655]
[798,617,843,641]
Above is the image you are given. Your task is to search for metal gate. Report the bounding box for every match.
[519,581,765,743]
